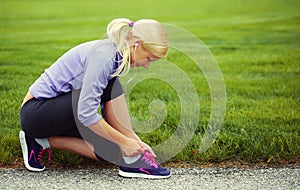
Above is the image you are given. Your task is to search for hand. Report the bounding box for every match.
[138,141,157,158]
[119,137,145,157]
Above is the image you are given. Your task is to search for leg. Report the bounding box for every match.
[20,77,125,170]
[20,90,121,168]
[48,136,97,160]
[20,92,86,171]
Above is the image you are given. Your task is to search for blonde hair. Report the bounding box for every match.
[107,18,168,76]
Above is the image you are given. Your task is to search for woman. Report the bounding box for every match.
[19,18,171,179]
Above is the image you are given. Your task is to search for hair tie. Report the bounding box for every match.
[129,21,135,27]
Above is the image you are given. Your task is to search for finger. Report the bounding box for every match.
[138,141,146,149]
[138,147,145,155]
[138,142,156,157]
[147,148,156,157]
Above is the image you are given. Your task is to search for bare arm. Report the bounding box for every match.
[88,118,145,157]
[103,95,157,157]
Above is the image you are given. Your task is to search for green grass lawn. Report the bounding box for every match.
[0,0,299,166]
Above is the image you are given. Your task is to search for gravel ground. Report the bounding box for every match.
[0,167,299,190]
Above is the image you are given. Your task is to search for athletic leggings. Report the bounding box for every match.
[20,77,123,163]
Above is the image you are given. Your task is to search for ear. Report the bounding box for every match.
[129,38,143,47]
[133,39,143,46]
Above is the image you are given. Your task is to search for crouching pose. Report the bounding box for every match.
[19,18,171,179]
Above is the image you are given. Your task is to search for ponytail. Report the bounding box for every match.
[107,18,132,77]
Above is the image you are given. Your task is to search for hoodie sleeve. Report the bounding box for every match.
[77,50,114,127]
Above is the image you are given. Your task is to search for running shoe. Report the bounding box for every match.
[19,131,51,172]
[119,151,171,179]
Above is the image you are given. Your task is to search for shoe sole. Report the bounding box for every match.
[118,170,172,179]
[19,131,45,172]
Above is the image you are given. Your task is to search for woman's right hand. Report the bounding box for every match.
[119,137,145,157]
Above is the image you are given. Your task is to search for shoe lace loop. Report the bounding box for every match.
[141,152,158,168]
[38,148,52,162]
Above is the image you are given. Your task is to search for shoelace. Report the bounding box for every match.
[38,148,52,162]
[141,152,158,168]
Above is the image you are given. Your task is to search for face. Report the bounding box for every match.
[130,43,160,68]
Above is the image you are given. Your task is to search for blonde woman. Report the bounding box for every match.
[19,18,171,179]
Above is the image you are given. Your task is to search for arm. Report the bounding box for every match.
[103,94,140,140]
[77,50,147,156]
[88,118,145,157]
[103,94,156,157]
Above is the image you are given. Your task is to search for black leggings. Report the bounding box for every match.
[20,77,123,163]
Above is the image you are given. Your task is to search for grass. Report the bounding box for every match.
[0,0,299,166]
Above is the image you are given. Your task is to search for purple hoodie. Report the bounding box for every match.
[29,39,121,127]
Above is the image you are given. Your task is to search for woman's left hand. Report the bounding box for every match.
[124,130,157,158]
[138,141,156,158]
